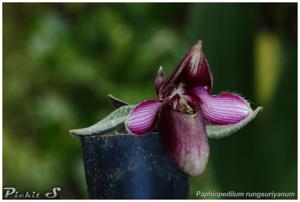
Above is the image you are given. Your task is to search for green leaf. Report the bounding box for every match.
[107,94,128,108]
[206,107,263,139]
[69,105,134,136]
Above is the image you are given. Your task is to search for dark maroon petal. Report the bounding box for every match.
[155,66,166,95]
[160,41,213,98]
[192,87,252,125]
[125,99,162,136]
[107,94,128,108]
[158,105,209,176]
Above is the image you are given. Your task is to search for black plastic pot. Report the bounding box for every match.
[78,132,189,199]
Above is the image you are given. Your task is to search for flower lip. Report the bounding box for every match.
[158,103,209,176]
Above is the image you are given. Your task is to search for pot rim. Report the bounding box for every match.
[71,131,160,138]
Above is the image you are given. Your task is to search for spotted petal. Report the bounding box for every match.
[192,87,252,125]
[125,99,162,136]
[158,105,209,176]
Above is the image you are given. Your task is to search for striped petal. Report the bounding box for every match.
[125,99,162,135]
[158,105,209,176]
[160,41,213,98]
[192,87,252,125]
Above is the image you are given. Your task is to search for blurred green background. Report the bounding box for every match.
[3,3,297,199]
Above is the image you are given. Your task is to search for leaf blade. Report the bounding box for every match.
[206,107,263,139]
[69,105,134,136]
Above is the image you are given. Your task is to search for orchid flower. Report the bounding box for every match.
[125,41,261,176]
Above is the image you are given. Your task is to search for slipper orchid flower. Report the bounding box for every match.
[125,41,259,176]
